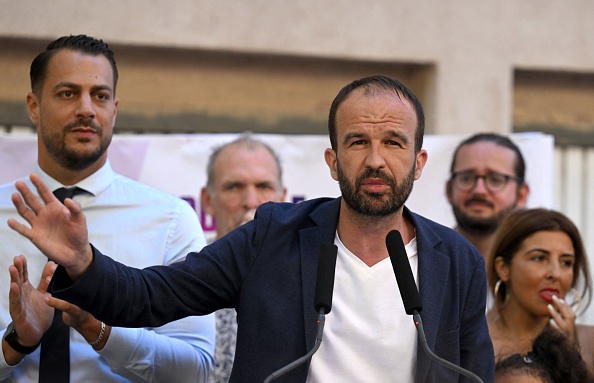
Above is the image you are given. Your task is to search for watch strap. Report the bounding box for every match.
[3,322,41,354]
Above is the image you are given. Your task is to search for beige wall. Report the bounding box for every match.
[2,0,594,136]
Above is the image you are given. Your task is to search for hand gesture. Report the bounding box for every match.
[8,255,56,349]
[45,297,110,350]
[239,209,256,226]
[7,174,93,280]
[548,294,578,345]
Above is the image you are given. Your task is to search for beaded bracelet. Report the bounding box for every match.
[89,322,106,347]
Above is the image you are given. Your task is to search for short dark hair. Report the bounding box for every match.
[449,132,526,184]
[30,34,118,97]
[328,74,425,153]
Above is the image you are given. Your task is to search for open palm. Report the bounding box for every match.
[8,174,93,279]
[8,256,56,346]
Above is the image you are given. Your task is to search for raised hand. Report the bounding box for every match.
[548,294,578,345]
[7,174,93,279]
[239,208,256,226]
[7,256,56,353]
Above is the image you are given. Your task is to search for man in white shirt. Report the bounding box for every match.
[0,34,215,382]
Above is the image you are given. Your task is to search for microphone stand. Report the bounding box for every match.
[263,308,326,383]
[413,311,484,383]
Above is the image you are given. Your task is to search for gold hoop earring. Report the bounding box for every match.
[567,287,583,313]
[494,280,507,304]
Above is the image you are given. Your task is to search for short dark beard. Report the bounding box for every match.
[452,203,516,236]
[40,118,110,170]
[337,162,415,217]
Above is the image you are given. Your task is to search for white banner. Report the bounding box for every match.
[0,132,554,241]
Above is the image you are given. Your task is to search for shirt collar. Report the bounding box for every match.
[35,160,116,197]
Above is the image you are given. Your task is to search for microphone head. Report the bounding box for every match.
[386,230,422,315]
[314,244,338,314]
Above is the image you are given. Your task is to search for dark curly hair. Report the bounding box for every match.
[495,326,592,383]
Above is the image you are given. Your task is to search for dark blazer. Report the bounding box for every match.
[51,197,494,383]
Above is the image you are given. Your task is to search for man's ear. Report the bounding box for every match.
[200,187,215,216]
[26,92,40,126]
[445,179,454,204]
[111,97,119,126]
[413,149,428,180]
[515,183,530,208]
[324,148,338,181]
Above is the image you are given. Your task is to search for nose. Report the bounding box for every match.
[546,261,561,280]
[471,177,489,194]
[75,93,96,119]
[364,143,387,169]
[243,186,260,210]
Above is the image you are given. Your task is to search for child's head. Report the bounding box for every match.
[495,326,590,383]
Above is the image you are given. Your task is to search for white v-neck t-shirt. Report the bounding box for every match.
[307,233,419,382]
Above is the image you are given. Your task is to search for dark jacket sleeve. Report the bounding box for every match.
[48,209,270,327]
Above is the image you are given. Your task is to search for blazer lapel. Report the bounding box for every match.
[407,210,450,383]
[299,198,341,351]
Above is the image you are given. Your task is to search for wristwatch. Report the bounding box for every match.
[3,322,40,354]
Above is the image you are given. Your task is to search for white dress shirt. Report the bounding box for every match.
[0,161,215,382]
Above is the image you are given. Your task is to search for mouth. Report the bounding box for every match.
[360,178,390,193]
[539,288,560,302]
[464,199,493,210]
[69,126,98,139]
[71,126,96,133]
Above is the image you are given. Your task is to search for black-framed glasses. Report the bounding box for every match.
[450,171,521,193]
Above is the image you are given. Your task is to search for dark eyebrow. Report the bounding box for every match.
[386,130,409,144]
[527,248,551,254]
[221,180,245,188]
[527,248,575,258]
[91,85,113,94]
[342,132,366,145]
[91,85,114,94]
[52,82,113,95]
[52,82,81,93]
[256,181,275,188]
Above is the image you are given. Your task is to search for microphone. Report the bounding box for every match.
[263,243,338,383]
[386,230,484,383]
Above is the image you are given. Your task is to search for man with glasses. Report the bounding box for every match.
[446,133,530,260]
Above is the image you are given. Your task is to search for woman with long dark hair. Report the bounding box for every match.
[486,208,594,378]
